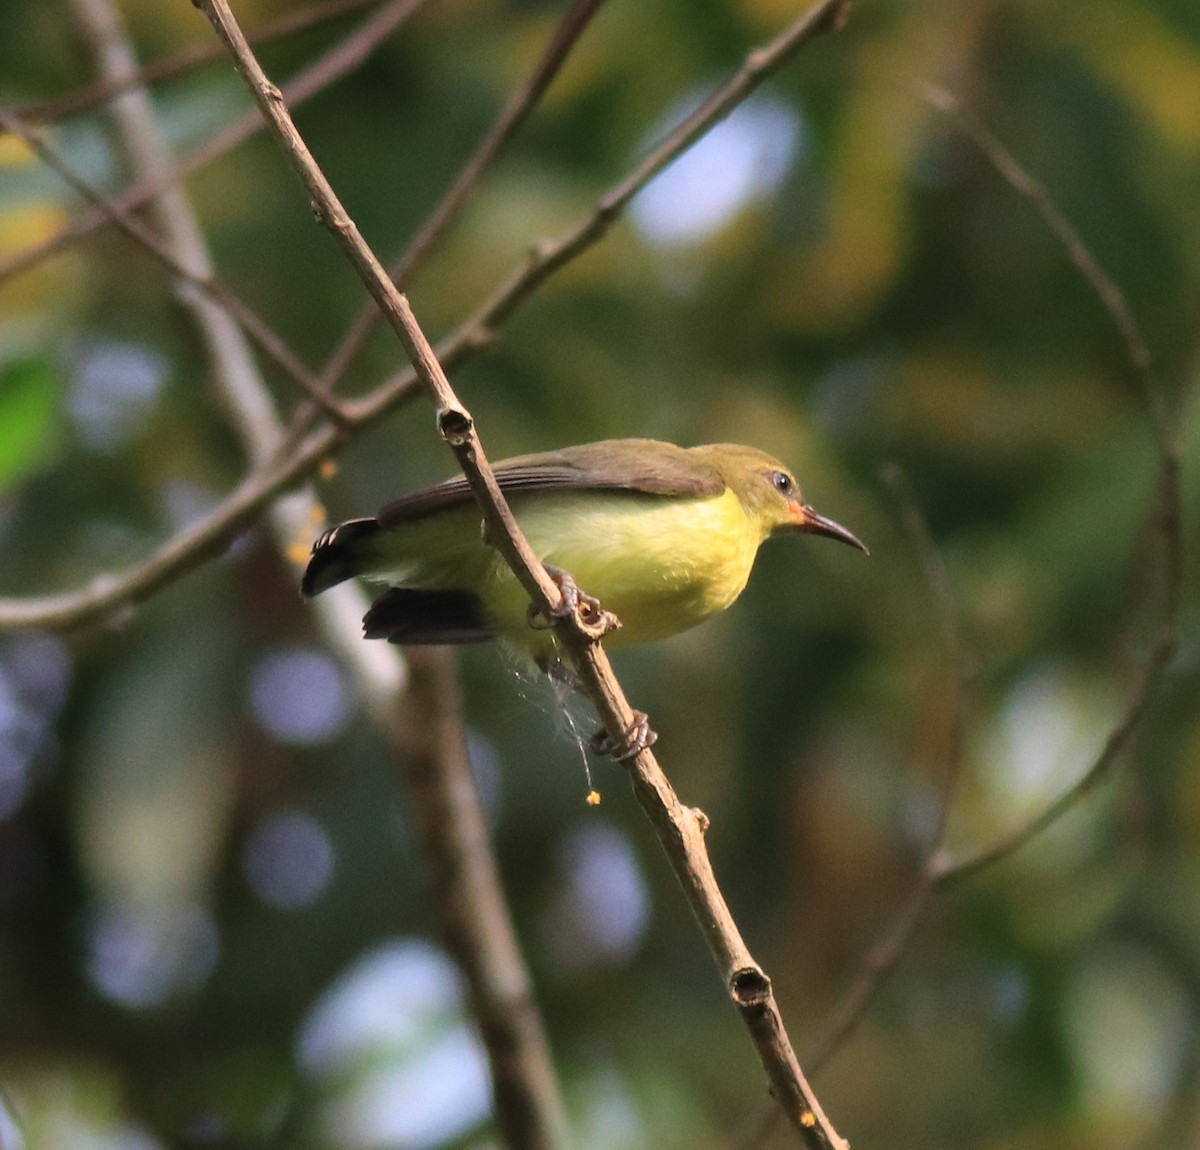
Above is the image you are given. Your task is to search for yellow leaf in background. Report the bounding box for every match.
[0,203,82,320]
[0,133,37,167]
[1059,0,1200,149]
[762,2,983,334]
[0,203,69,251]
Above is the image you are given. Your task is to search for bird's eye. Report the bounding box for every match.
[770,471,794,496]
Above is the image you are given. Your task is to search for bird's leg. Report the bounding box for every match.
[589,712,658,761]
[527,564,619,641]
[535,656,658,761]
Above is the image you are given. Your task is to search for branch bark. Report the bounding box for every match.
[395,648,570,1150]
[191,0,853,1144]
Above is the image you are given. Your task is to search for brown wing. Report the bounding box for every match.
[376,439,726,529]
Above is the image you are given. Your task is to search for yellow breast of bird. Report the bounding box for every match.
[492,487,763,647]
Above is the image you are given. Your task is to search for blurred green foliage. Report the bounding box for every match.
[0,1,1198,1148]
[0,359,58,489]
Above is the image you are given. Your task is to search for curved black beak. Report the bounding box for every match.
[796,505,869,555]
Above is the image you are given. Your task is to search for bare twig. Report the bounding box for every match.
[0,0,428,289]
[395,648,570,1150]
[775,89,1188,1121]
[801,464,969,1082]
[0,105,344,421]
[0,418,336,633]
[192,0,852,1143]
[917,85,1171,449]
[931,646,1169,885]
[446,0,853,344]
[70,1,569,1145]
[917,82,1182,882]
[23,0,387,125]
[340,0,854,424]
[316,0,610,392]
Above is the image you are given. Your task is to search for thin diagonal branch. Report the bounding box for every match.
[918,84,1171,450]
[316,0,610,392]
[768,89,1187,1120]
[456,0,854,342]
[70,1,569,1145]
[917,82,1182,884]
[22,0,387,125]
[801,464,969,1081]
[0,105,344,421]
[342,0,855,421]
[0,0,428,289]
[396,648,571,1150]
[0,422,341,633]
[193,0,852,1145]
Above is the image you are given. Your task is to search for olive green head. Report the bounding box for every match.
[689,443,868,552]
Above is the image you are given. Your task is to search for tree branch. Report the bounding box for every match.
[757,89,1188,1129]
[0,0,429,289]
[22,0,388,125]
[316,0,610,393]
[192,0,853,1144]
[68,0,569,1145]
[916,82,1182,883]
[394,648,570,1150]
[0,104,345,421]
[804,464,969,1079]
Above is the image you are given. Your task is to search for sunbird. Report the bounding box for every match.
[302,438,867,661]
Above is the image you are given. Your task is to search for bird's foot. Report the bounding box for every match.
[527,564,619,641]
[589,711,657,761]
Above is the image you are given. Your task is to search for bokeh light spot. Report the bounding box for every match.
[299,940,491,1149]
[546,822,650,968]
[85,901,219,1009]
[249,646,349,746]
[243,810,334,910]
[631,94,802,245]
[0,633,70,819]
[68,340,168,453]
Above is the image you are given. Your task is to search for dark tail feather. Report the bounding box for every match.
[301,518,382,598]
[362,586,493,645]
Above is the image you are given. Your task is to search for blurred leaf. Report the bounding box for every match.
[0,357,58,490]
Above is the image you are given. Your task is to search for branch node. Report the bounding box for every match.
[437,405,474,445]
[731,965,772,1008]
[466,324,498,351]
[924,847,953,883]
[691,807,711,834]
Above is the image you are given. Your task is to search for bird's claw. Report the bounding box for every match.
[527,564,619,641]
[589,711,657,761]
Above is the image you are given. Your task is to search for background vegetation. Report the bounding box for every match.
[0,0,1198,1147]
